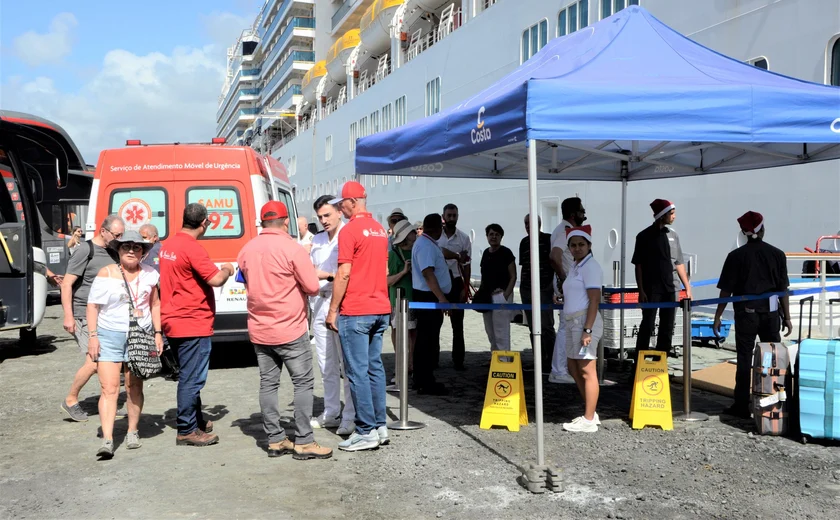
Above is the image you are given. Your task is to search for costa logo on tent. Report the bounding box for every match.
[471,106,492,144]
[831,117,840,134]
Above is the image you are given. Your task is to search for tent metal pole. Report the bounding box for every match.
[620,175,628,365]
[527,139,545,466]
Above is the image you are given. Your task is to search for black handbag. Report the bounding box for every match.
[120,267,162,379]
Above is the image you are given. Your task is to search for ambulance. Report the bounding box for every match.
[86,139,299,341]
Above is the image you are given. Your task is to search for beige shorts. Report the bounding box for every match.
[565,312,603,360]
[73,317,89,354]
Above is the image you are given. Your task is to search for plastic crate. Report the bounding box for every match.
[600,287,687,350]
[691,318,732,342]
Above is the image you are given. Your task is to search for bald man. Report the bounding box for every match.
[298,217,315,253]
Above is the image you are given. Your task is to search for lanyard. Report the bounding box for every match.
[121,267,142,309]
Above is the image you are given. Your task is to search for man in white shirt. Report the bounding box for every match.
[308,195,355,435]
[548,197,587,384]
[437,203,471,371]
[298,216,315,252]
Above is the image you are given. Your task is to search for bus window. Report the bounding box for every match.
[110,188,168,238]
[276,188,298,238]
[187,186,244,239]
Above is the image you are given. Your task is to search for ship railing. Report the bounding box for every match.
[405,5,462,64]
[354,59,393,97]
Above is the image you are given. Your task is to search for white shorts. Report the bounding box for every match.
[565,312,603,360]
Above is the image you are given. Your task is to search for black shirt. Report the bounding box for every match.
[718,240,789,312]
[519,232,553,294]
[631,224,684,294]
[480,246,516,292]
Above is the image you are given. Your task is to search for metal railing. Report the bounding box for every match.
[262,50,315,100]
[262,17,316,73]
[331,0,362,31]
[405,8,462,64]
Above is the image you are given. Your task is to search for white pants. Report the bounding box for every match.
[550,309,570,376]
[311,293,355,422]
[484,292,512,351]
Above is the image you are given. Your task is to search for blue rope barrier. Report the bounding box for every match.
[407,283,840,311]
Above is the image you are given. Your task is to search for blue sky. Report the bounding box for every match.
[1,0,263,162]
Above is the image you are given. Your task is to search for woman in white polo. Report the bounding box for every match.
[560,225,603,433]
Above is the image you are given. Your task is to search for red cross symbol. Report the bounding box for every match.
[124,204,146,225]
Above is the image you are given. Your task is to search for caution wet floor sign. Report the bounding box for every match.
[629,350,673,431]
[480,351,528,432]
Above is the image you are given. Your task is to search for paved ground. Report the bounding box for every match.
[1,305,839,520]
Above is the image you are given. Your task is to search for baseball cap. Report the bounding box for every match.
[260,201,288,221]
[392,220,416,245]
[328,181,367,205]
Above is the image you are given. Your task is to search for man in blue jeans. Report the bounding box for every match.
[326,181,391,452]
[160,203,234,446]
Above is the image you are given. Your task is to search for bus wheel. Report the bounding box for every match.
[19,328,37,347]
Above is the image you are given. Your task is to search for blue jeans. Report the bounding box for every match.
[338,314,389,435]
[170,337,211,435]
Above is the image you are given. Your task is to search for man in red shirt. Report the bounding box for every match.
[237,201,332,460]
[326,181,391,452]
[159,203,233,447]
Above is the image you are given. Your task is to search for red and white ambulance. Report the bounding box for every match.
[86,139,299,341]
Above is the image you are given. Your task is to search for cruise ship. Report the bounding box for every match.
[217,0,840,289]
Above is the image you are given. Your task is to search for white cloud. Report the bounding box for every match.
[13,13,78,67]
[2,44,227,163]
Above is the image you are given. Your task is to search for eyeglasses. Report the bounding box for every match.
[119,244,144,253]
[104,229,123,239]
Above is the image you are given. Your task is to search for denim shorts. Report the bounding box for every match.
[97,328,128,363]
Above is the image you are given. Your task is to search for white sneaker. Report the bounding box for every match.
[336,421,355,436]
[562,416,598,433]
[310,413,340,429]
[594,412,601,425]
[338,430,380,452]
[377,426,390,446]
[548,373,576,384]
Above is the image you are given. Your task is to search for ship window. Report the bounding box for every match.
[425,77,441,116]
[325,135,333,161]
[559,1,588,36]
[521,19,549,63]
[360,116,369,137]
[381,103,392,131]
[603,0,637,19]
[830,37,840,86]
[371,110,380,134]
[396,175,402,183]
[371,175,377,188]
[748,57,769,70]
[288,155,297,176]
[382,175,388,186]
[395,96,407,127]
[333,179,338,193]
[349,122,358,151]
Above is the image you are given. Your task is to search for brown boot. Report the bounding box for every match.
[198,420,214,433]
[176,429,219,447]
[293,442,333,460]
[267,438,294,458]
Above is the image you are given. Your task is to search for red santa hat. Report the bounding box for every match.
[737,211,764,238]
[566,225,592,243]
[650,199,675,220]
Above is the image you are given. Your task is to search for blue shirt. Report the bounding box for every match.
[412,234,452,294]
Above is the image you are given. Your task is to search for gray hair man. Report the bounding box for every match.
[139,223,161,272]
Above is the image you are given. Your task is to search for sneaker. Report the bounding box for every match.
[310,413,340,429]
[293,442,333,460]
[176,430,220,447]
[61,401,88,422]
[267,438,294,458]
[126,431,142,450]
[562,416,598,433]
[336,421,355,436]
[376,426,390,446]
[385,384,400,392]
[115,406,128,418]
[96,439,115,459]
[593,412,601,425]
[338,430,380,452]
[390,376,396,384]
[548,373,576,384]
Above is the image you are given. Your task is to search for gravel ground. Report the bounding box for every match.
[1,305,839,520]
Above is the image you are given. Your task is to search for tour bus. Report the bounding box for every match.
[0,116,73,343]
[88,139,299,342]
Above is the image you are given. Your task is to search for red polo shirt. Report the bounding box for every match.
[337,212,391,316]
[159,232,220,338]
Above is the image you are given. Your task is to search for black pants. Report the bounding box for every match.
[521,287,556,365]
[447,276,466,367]
[636,291,677,356]
[413,289,444,389]
[733,309,781,410]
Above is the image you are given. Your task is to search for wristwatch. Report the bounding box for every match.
[327,275,335,282]
[583,328,592,334]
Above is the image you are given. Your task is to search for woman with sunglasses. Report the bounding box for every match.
[86,230,163,459]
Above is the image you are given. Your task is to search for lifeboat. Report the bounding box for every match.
[326,29,361,83]
[302,60,327,104]
[360,0,403,56]
[405,0,450,13]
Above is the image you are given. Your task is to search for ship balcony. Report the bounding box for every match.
[217,86,264,133]
[257,0,316,54]
[331,0,374,35]
[217,67,262,119]
[261,18,316,75]
[262,50,315,102]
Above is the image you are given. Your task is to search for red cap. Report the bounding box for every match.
[737,211,764,237]
[650,199,675,220]
[328,180,367,204]
[566,225,592,242]
[260,201,288,221]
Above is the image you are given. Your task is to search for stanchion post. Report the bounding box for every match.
[674,297,708,422]
[597,307,605,384]
[388,296,426,430]
[820,259,827,336]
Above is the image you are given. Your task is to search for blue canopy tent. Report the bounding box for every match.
[355,6,840,468]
